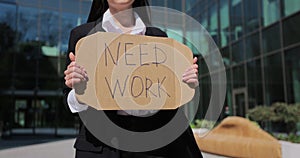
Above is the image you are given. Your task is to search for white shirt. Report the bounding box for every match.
[67,9,157,116]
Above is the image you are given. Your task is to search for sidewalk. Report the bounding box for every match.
[0,138,76,158]
[0,138,226,158]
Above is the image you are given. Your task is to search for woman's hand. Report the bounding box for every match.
[64,52,88,88]
[182,57,199,89]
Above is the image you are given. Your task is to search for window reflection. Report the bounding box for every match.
[198,75,211,119]
[0,3,16,29]
[151,0,165,6]
[220,0,230,47]
[185,0,194,11]
[283,0,300,17]
[233,65,245,88]
[245,33,260,59]
[283,13,300,47]
[0,0,90,133]
[208,2,219,45]
[61,12,81,53]
[232,40,244,64]
[199,11,208,29]
[262,23,280,53]
[264,53,284,105]
[199,57,209,75]
[230,0,243,41]
[0,3,16,91]
[221,46,230,67]
[285,46,300,103]
[39,10,59,46]
[18,6,39,41]
[243,0,259,33]
[167,0,182,11]
[261,0,280,27]
[247,59,263,108]
[226,69,233,115]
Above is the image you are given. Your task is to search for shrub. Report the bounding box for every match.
[190,119,216,129]
[247,102,300,134]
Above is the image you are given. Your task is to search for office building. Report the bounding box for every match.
[150,0,300,121]
[0,0,299,135]
[0,0,91,135]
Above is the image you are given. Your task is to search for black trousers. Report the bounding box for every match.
[75,149,166,158]
[74,109,203,158]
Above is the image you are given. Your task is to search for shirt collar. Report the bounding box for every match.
[102,9,146,35]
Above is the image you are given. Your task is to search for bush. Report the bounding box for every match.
[247,102,300,134]
[190,119,216,129]
[273,133,300,143]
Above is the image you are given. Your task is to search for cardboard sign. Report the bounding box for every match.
[75,32,195,110]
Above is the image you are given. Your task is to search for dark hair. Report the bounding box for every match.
[87,0,150,24]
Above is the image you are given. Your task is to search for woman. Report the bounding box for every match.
[64,0,203,157]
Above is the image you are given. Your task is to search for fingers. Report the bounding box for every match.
[64,52,88,88]
[183,64,198,77]
[69,52,76,62]
[193,57,198,64]
[64,71,86,81]
[182,72,199,89]
[66,62,87,76]
[65,78,82,88]
[64,68,88,88]
[183,78,199,85]
[182,58,199,88]
[182,72,198,83]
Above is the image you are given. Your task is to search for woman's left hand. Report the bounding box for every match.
[182,57,199,89]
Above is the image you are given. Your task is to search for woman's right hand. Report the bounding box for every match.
[64,52,88,88]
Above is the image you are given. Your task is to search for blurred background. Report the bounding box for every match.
[0,0,299,144]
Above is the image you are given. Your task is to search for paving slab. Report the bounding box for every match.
[0,138,228,158]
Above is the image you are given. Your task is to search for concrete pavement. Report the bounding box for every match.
[0,139,76,158]
[0,138,226,158]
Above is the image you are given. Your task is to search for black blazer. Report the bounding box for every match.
[63,20,203,158]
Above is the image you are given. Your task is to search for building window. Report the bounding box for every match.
[262,23,281,53]
[0,2,16,90]
[285,46,300,103]
[39,9,59,46]
[243,0,259,33]
[230,0,243,41]
[232,64,245,88]
[198,75,211,119]
[264,53,285,105]
[18,6,39,42]
[261,0,280,27]
[245,32,260,59]
[226,69,233,115]
[185,0,195,11]
[61,12,81,52]
[167,0,182,11]
[0,96,14,130]
[0,0,90,134]
[208,2,219,45]
[150,0,165,6]
[199,11,208,29]
[232,39,244,64]
[199,57,209,75]
[283,13,300,47]
[283,0,300,17]
[221,46,230,68]
[247,59,263,108]
[220,0,230,47]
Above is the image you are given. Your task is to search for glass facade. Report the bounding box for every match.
[150,0,300,127]
[1,0,300,135]
[0,0,91,135]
